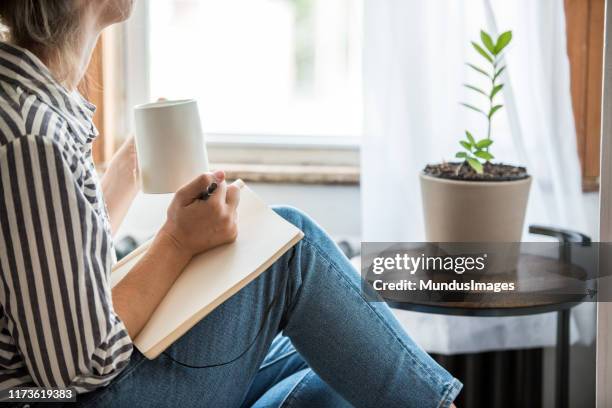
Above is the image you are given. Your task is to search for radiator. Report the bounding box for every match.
[432,349,543,407]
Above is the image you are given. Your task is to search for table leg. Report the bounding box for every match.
[556,309,570,408]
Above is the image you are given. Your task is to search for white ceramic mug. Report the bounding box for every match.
[134,99,209,193]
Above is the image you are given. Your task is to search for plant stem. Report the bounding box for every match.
[456,161,464,176]
[486,60,496,153]
[486,112,491,152]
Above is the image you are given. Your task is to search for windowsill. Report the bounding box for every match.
[212,163,360,185]
[96,136,361,185]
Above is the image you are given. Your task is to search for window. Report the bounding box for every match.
[145,0,362,142]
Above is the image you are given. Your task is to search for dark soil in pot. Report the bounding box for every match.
[423,162,529,182]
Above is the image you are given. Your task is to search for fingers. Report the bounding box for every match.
[226,181,241,210]
[204,170,228,208]
[213,170,225,183]
[175,171,235,212]
[208,178,228,207]
[175,173,216,206]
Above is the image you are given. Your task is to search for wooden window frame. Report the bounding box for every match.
[565,0,606,192]
[80,35,114,167]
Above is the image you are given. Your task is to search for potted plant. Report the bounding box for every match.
[420,30,531,243]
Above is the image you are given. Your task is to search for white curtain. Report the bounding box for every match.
[361,0,593,354]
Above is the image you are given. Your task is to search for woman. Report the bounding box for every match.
[0,1,461,407]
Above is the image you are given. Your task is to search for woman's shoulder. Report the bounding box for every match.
[0,87,76,152]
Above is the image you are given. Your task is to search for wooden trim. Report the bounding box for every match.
[566,0,605,191]
[586,0,606,183]
[79,35,113,165]
[214,163,360,185]
[566,0,590,164]
[583,175,601,192]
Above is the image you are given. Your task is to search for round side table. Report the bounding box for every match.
[368,226,593,408]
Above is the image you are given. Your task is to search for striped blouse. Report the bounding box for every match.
[0,43,132,393]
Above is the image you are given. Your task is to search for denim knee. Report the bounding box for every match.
[272,205,317,236]
[271,205,340,266]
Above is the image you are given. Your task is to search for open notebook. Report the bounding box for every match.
[111,180,304,359]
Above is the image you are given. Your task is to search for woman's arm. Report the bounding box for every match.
[101,137,140,235]
[111,229,191,339]
[112,171,241,339]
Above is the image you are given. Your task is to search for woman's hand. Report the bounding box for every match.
[159,170,241,260]
[101,136,140,234]
[113,170,240,339]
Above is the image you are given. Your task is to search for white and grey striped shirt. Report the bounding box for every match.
[0,42,132,393]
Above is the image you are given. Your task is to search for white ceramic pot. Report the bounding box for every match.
[420,173,532,242]
[420,173,532,274]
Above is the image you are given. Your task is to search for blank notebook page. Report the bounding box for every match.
[111,180,304,359]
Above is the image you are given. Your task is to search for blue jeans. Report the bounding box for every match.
[74,206,462,408]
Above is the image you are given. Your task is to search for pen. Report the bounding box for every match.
[200,182,218,201]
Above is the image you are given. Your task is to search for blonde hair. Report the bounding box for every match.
[0,0,81,85]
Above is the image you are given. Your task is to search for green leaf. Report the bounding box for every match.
[490,84,504,99]
[480,31,496,55]
[472,41,493,63]
[476,139,494,149]
[488,104,504,118]
[460,141,472,151]
[467,158,484,174]
[493,66,506,81]
[465,131,476,145]
[495,31,513,54]
[467,63,491,78]
[460,103,486,116]
[455,152,468,159]
[464,84,488,97]
[474,150,495,161]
